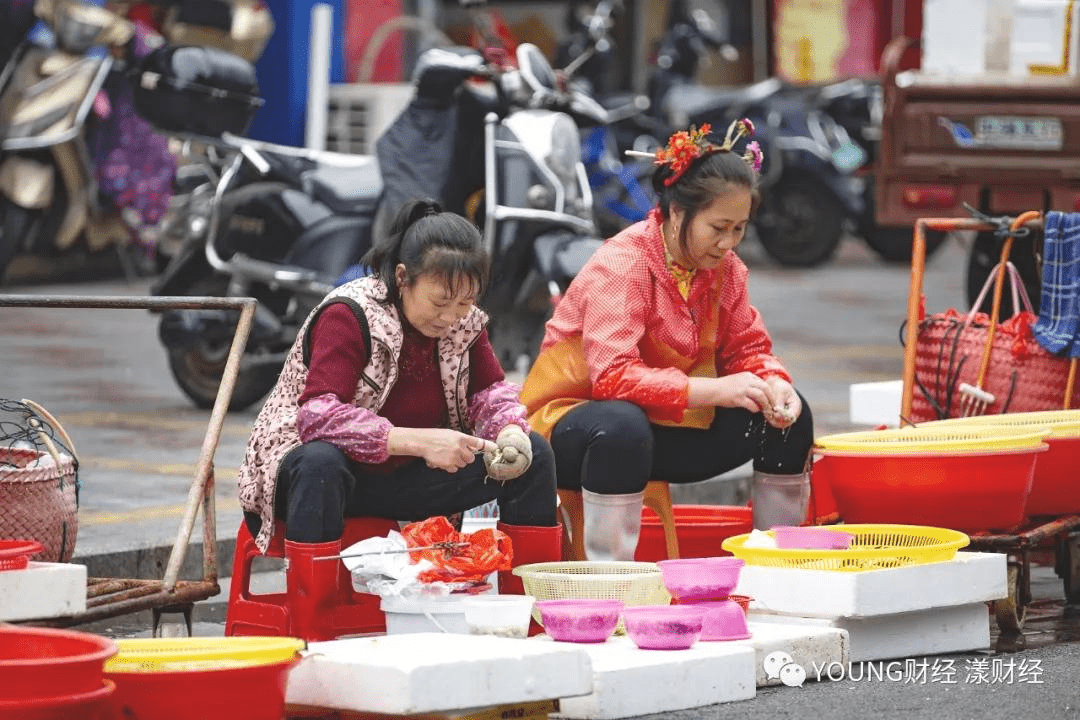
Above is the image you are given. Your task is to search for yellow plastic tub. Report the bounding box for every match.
[919,410,1080,439]
[814,426,1049,454]
[104,637,305,673]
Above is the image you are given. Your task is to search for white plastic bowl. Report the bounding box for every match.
[462,595,536,639]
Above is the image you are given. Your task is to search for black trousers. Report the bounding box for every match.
[550,396,814,495]
[261,433,558,543]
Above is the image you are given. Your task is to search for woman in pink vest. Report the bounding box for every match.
[520,120,814,561]
[237,199,559,640]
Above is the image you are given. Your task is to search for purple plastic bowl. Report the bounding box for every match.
[621,605,707,650]
[657,557,745,601]
[773,526,855,550]
[692,599,752,641]
[535,599,624,643]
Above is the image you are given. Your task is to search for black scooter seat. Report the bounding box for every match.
[303,158,384,214]
[664,78,783,123]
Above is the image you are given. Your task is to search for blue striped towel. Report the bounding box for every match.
[1033,211,1080,358]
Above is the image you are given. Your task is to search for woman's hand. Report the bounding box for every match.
[387,428,497,473]
[762,376,801,429]
[691,372,777,414]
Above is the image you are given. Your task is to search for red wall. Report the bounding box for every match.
[346,0,405,82]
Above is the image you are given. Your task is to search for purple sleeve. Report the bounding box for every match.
[297,393,394,464]
[467,380,530,441]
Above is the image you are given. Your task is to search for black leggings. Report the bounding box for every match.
[261,433,558,543]
[550,395,814,495]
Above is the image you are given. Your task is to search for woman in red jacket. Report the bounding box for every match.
[520,121,814,560]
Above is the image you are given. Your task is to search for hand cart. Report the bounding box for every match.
[0,294,257,636]
[900,214,1080,635]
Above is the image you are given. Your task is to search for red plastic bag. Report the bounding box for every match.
[400,516,513,584]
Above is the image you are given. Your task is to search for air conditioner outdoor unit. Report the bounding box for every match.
[325,83,413,155]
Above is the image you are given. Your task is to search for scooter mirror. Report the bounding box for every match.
[517,43,557,93]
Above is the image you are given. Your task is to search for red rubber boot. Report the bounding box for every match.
[284,539,342,641]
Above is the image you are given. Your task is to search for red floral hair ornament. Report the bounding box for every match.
[628,117,762,186]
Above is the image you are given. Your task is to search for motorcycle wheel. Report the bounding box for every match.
[965,231,1042,317]
[754,177,845,267]
[864,225,948,264]
[162,278,281,412]
[167,343,279,412]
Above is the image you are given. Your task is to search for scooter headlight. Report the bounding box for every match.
[546,114,581,184]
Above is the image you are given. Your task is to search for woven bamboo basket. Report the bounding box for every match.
[0,400,79,562]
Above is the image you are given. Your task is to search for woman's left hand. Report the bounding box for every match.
[763,377,801,429]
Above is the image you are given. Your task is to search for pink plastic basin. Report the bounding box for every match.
[691,600,752,641]
[535,599,623,643]
[621,605,707,650]
[773,526,855,550]
[657,557,745,601]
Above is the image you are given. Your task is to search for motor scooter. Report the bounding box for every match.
[146,41,604,409]
[0,0,136,282]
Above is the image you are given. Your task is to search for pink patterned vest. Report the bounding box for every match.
[237,276,487,553]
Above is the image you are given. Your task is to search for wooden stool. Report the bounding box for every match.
[557,481,680,561]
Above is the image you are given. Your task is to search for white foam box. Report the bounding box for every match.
[0,561,86,621]
[736,552,1006,618]
[548,635,755,719]
[750,602,990,663]
[285,633,593,716]
[734,622,848,687]
[848,379,902,427]
[1010,0,1080,76]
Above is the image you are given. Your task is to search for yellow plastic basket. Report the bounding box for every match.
[720,524,970,571]
[514,561,671,629]
[104,637,306,673]
[814,426,1048,454]
[919,410,1080,440]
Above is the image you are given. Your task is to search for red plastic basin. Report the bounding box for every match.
[818,446,1044,532]
[0,679,116,720]
[635,505,752,562]
[106,658,299,720]
[1026,436,1080,517]
[0,627,117,700]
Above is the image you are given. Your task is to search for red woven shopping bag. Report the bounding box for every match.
[911,262,1080,422]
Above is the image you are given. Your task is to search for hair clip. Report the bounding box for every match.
[625,118,761,186]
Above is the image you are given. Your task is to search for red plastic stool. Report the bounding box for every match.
[225,517,399,638]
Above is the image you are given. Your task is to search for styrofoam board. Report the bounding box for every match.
[750,602,991,663]
[549,635,755,719]
[734,622,849,687]
[736,552,1006,618]
[0,561,86,621]
[286,633,593,715]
